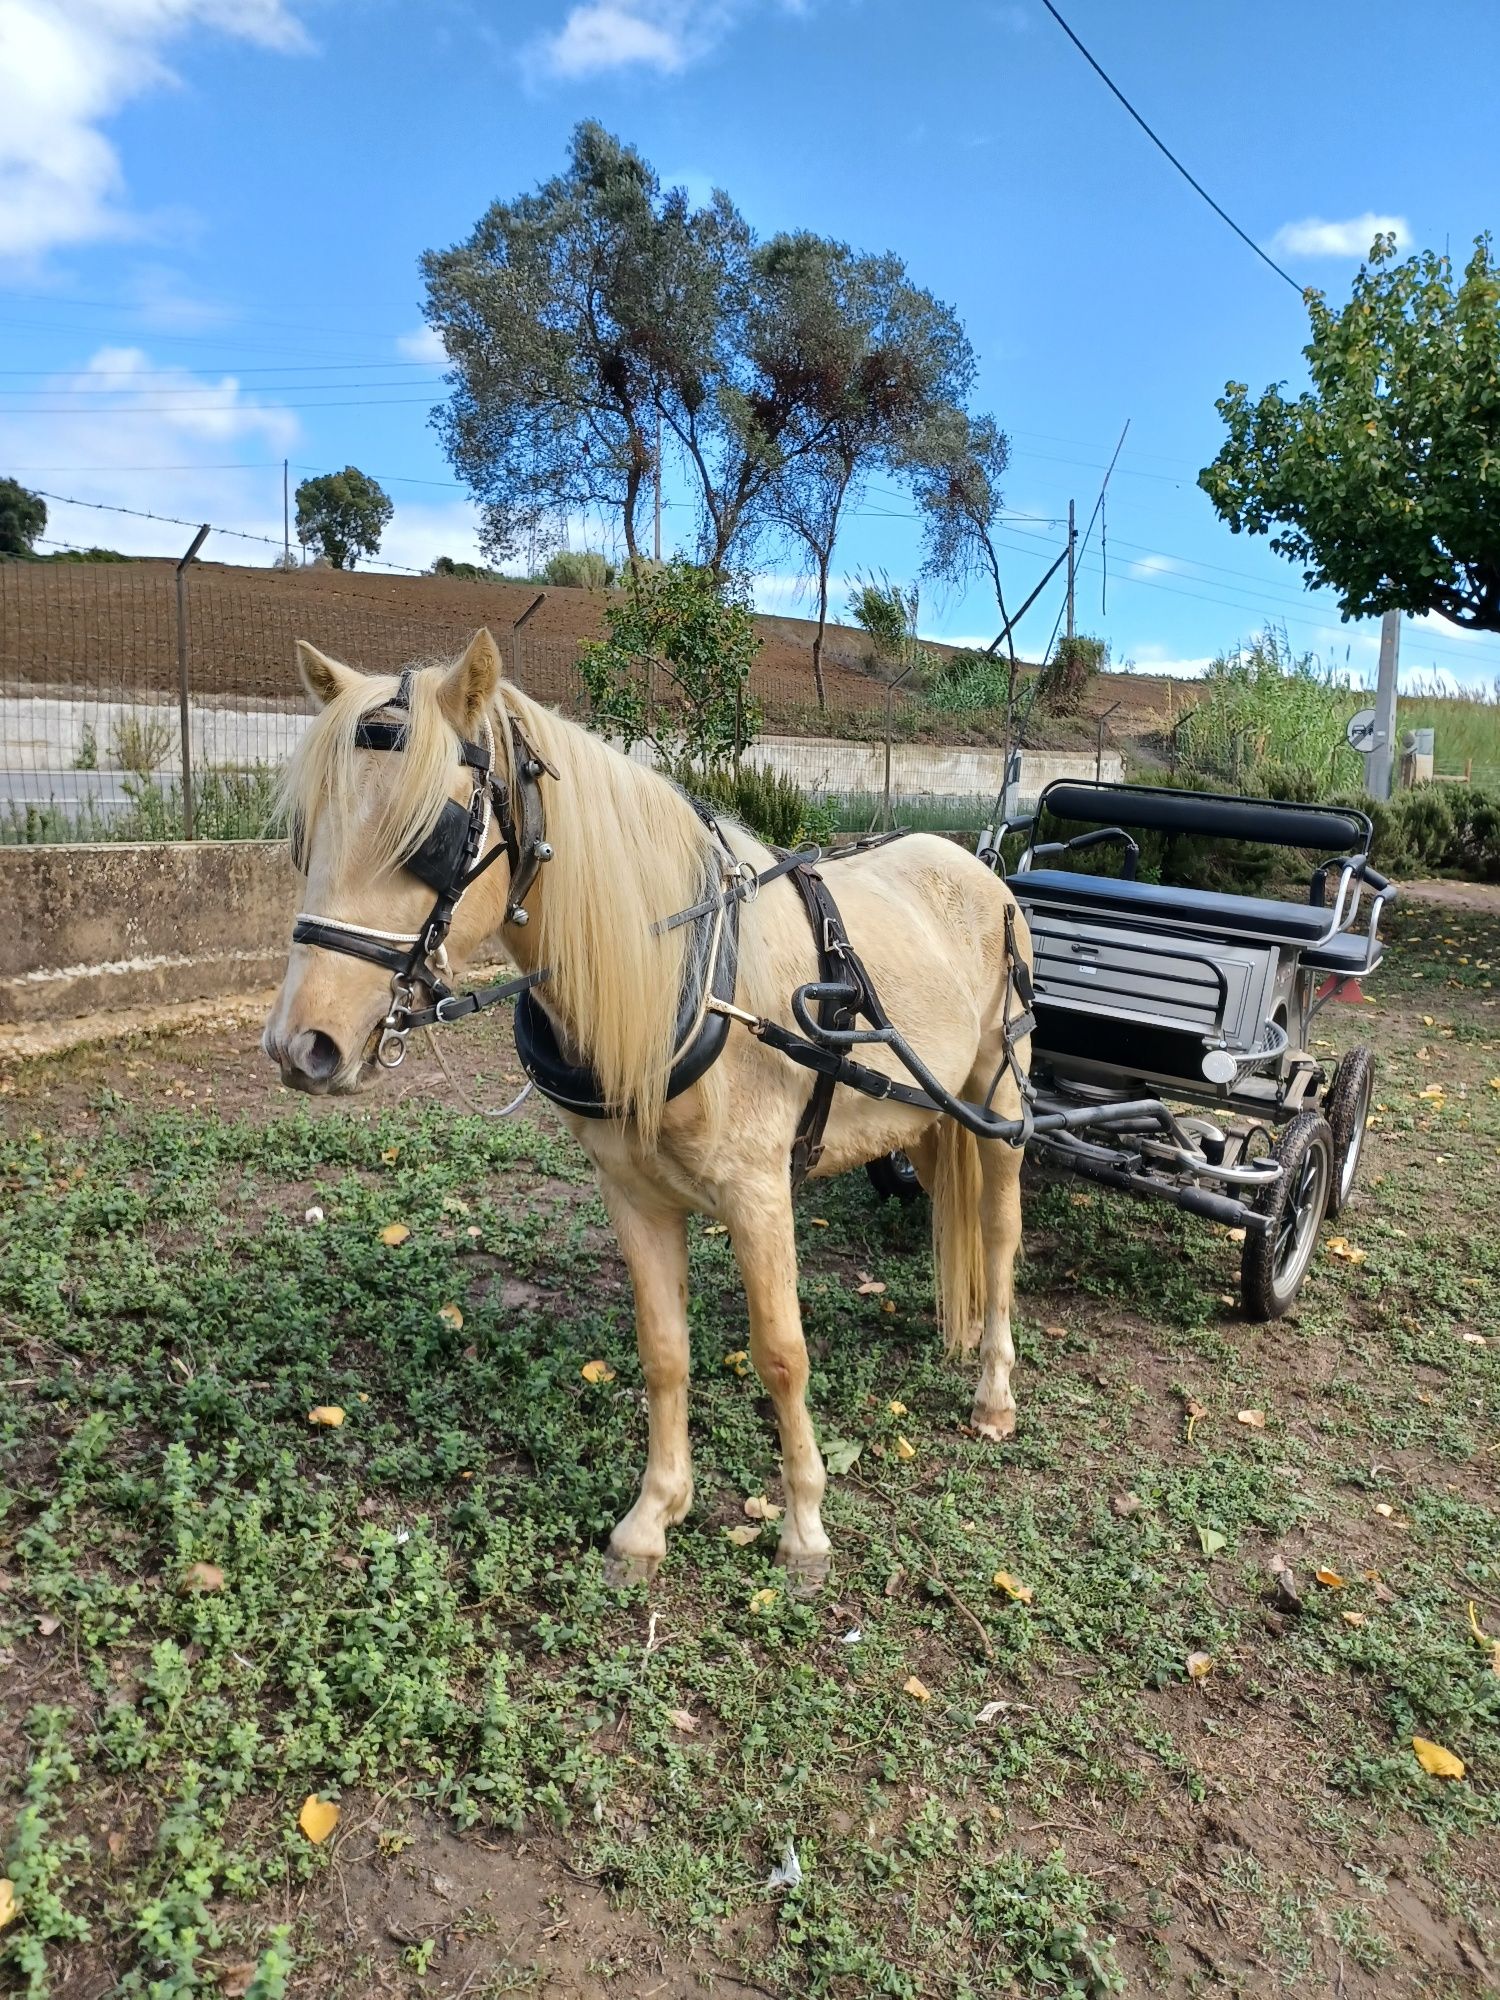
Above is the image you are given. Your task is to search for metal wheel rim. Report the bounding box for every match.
[1337,1067,1373,1204]
[1274,1140,1330,1289]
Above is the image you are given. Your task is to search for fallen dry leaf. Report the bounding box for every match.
[1043,1323,1068,1339]
[380,1146,399,1164]
[665,1708,698,1734]
[437,1303,464,1331]
[894,1436,916,1461]
[976,1700,1007,1725]
[903,1675,931,1702]
[809,1216,829,1227]
[1315,1568,1345,1589]
[1185,1651,1213,1681]
[1412,1736,1465,1780]
[580,1359,616,1385]
[0,1878,15,1930]
[724,1524,762,1547]
[744,1495,781,1522]
[1226,1226,1247,1245]
[217,1965,256,1998]
[1184,1396,1208,1442]
[308,1405,345,1428]
[1341,1611,1367,1628]
[1198,1527,1227,1558]
[749,1587,779,1614]
[703,1223,727,1237]
[378,1222,410,1247]
[855,1272,887,1295]
[181,1562,225,1594]
[723,1349,750,1376]
[888,1400,908,1417]
[1374,1502,1395,1518]
[1110,1492,1143,1519]
[298,1795,340,1844]
[1236,1409,1266,1429]
[992,1570,1033,1604]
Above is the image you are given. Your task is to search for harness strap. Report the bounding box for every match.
[787,862,857,1188]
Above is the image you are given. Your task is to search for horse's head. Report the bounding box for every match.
[263,630,506,1093]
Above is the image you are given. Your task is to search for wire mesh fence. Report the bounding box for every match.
[0,556,1086,845]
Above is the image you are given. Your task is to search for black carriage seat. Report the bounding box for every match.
[1008,869,1339,944]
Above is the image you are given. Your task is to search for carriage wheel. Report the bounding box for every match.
[1323,1046,1375,1219]
[866,1151,924,1203]
[1239,1111,1334,1321]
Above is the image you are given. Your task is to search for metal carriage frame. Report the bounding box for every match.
[873,779,1397,1320]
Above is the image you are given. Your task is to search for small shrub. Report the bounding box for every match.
[73,725,98,772]
[1036,634,1107,717]
[108,710,175,775]
[676,760,839,849]
[924,647,1013,715]
[540,550,613,590]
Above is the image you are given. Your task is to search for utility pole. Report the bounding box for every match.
[1065,498,1077,641]
[1369,611,1401,801]
[282,459,290,567]
[653,411,663,562]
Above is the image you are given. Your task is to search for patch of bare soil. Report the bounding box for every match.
[1402,878,1500,913]
[303,1811,741,2000]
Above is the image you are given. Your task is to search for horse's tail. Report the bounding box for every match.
[931,1115,986,1357]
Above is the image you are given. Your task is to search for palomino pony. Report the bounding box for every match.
[264,630,1033,1588]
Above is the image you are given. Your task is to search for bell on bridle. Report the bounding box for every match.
[289,669,556,1068]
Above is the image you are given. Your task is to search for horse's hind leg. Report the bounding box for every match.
[599,1188,693,1586]
[972,1138,1024,1441]
[726,1187,831,1592]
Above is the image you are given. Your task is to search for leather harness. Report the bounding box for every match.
[287,684,1038,1171]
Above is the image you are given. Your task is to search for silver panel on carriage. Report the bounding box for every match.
[1026,907,1280,1051]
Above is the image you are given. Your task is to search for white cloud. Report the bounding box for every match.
[378,499,486,574]
[1130,553,1178,580]
[0,0,307,262]
[1269,212,1412,260]
[396,325,448,364]
[526,0,811,81]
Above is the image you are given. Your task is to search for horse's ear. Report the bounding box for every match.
[296,640,360,707]
[439,629,503,728]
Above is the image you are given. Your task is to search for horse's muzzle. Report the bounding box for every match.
[262,1024,364,1095]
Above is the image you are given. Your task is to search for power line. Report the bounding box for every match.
[33,489,281,548]
[0,360,443,379]
[1,393,441,415]
[1038,0,1304,296]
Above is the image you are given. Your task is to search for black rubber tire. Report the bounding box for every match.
[865,1151,924,1204]
[1240,1111,1334,1321]
[1323,1046,1375,1219]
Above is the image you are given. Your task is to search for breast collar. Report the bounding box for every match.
[290,668,557,1067]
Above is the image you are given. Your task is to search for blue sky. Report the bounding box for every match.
[4,0,1500,691]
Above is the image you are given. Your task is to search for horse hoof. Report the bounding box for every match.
[778,1548,831,1597]
[972,1408,1016,1441]
[603,1548,660,1589]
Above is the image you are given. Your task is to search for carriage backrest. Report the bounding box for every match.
[1036,781,1372,856]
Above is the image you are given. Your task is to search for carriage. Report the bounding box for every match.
[871,779,1396,1320]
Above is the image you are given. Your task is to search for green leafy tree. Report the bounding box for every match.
[577,559,760,770]
[0,477,46,556]
[1201,234,1500,630]
[420,125,983,589]
[761,234,978,706]
[294,467,393,570]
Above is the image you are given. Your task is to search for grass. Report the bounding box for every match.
[0,904,1497,1995]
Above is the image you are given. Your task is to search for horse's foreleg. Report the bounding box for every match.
[727,1194,831,1592]
[972,1140,1024,1440]
[599,1190,693,1585]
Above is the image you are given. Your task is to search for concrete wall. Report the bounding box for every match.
[0,840,297,1024]
[739,737,1123,806]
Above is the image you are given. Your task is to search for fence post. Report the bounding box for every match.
[882,663,914,830]
[175,526,210,839]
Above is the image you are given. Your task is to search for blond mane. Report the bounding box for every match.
[282,657,723,1143]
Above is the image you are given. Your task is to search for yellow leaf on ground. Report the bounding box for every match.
[1236,1409,1266,1429]
[894,1436,916,1461]
[992,1570,1033,1604]
[1185,1651,1213,1681]
[665,1708,698,1734]
[298,1796,340,1843]
[1341,1611,1366,1628]
[1412,1737,1465,1780]
[308,1406,345,1428]
[723,1350,750,1375]
[749,1587,778,1614]
[380,1146,399,1164]
[744,1495,782,1521]
[903,1675,931,1701]
[580,1359,615,1384]
[1374,1502,1395,1518]
[1315,1568,1345,1589]
[438,1303,464,1330]
[724,1524,762,1547]
[181,1562,225,1594]
[888,1400,908,1417]
[379,1223,410,1247]
[856,1274,887,1295]
[810,1217,828,1227]
[0,1878,16,1930]
[703,1223,727,1236]
[1043,1323,1068,1339]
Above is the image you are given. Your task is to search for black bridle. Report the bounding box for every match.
[290,670,557,1068]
